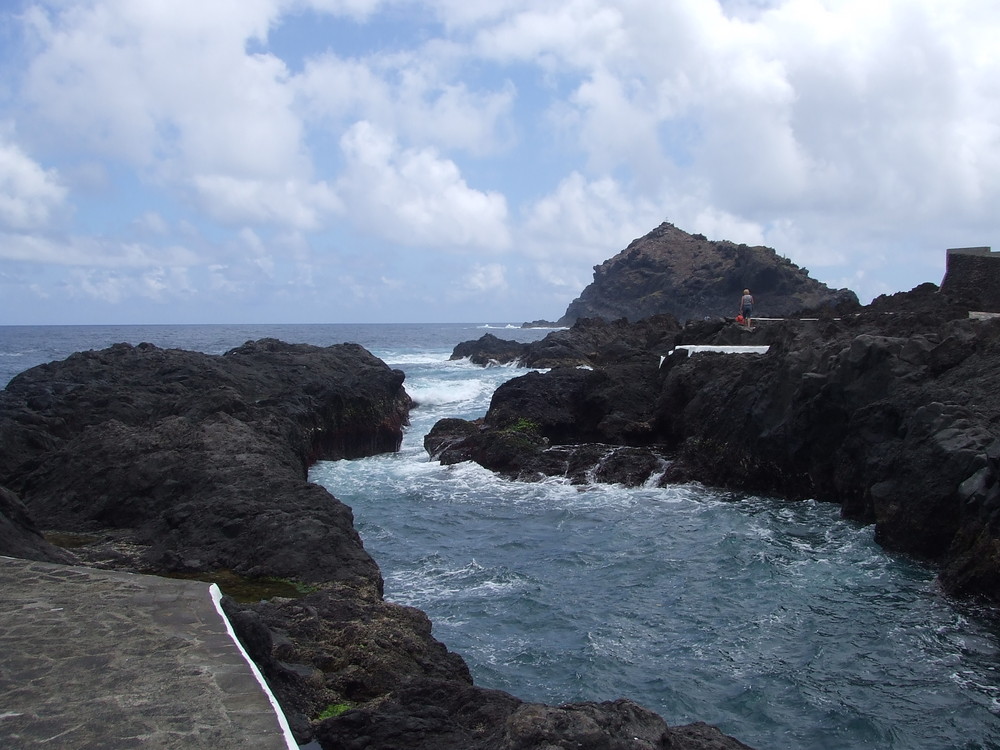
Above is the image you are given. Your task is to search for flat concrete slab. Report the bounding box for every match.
[0,556,296,749]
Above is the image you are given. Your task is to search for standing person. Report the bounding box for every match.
[740,289,754,328]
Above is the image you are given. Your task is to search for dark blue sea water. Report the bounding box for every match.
[3,323,1000,750]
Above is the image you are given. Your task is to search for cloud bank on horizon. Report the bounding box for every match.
[1,0,998,324]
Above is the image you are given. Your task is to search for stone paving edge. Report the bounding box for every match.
[209,583,298,750]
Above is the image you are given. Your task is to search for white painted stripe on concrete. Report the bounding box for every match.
[210,583,299,750]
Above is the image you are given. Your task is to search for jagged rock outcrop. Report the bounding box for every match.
[453,315,683,369]
[451,332,531,366]
[432,288,1000,604]
[0,339,409,584]
[559,221,859,325]
[316,678,754,750]
[0,338,755,750]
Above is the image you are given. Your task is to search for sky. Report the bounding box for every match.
[1,0,998,325]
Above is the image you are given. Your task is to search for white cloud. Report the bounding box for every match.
[23,1,287,164]
[0,133,66,230]
[301,0,386,20]
[134,211,169,235]
[68,265,193,304]
[238,227,276,277]
[467,0,1000,240]
[138,266,195,301]
[191,175,341,230]
[336,121,511,250]
[20,0,331,228]
[294,52,516,156]
[70,269,130,304]
[4,0,1000,322]
[473,1,628,71]
[570,68,667,183]
[464,262,508,294]
[208,264,245,295]
[521,172,663,261]
[0,232,198,268]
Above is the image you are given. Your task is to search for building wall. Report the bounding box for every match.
[940,247,1000,312]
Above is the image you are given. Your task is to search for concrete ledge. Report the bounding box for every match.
[0,556,296,749]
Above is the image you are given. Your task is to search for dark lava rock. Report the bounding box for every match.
[0,338,753,749]
[0,339,468,743]
[559,221,858,324]
[0,339,410,585]
[315,677,753,750]
[432,286,1000,604]
[450,332,530,366]
[0,485,78,564]
[452,315,682,370]
[521,319,561,328]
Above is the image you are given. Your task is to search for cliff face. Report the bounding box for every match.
[559,222,858,324]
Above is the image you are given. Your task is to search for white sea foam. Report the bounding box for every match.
[386,558,530,606]
[448,355,528,370]
[407,378,487,407]
[382,352,450,366]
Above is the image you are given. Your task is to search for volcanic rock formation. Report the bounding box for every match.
[558,221,858,325]
[435,286,1000,604]
[0,338,754,750]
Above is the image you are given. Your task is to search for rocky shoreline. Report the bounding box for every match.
[432,284,1000,605]
[0,338,753,749]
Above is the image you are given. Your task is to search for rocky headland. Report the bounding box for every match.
[0,338,753,749]
[558,222,858,325]
[433,282,1000,604]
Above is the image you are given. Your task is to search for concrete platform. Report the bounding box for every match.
[0,556,296,749]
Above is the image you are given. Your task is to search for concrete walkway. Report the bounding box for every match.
[0,556,296,749]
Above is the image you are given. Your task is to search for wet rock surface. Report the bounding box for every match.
[438,286,1000,604]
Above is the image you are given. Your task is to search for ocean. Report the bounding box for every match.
[2,323,999,749]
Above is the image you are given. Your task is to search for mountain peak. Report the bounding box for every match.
[559,222,857,324]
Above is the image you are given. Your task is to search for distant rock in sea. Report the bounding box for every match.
[558,221,858,325]
[520,319,561,329]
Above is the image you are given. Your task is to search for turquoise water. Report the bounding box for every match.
[3,323,1000,749]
